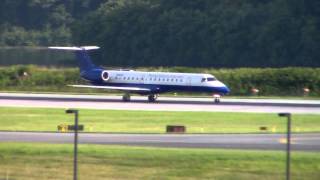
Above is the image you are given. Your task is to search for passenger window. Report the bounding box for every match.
[201,78,206,82]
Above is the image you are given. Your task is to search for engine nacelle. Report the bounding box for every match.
[101,71,110,81]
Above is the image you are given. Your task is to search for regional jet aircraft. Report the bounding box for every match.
[49,46,230,103]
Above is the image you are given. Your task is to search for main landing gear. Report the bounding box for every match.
[122,93,131,102]
[148,94,158,102]
[213,94,221,103]
[122,93,158,102]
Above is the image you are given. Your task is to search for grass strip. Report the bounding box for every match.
[0,107,319,133]
[0,143,319,180]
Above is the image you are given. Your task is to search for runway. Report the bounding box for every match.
[0,93,319,113]
[0,131,319,151]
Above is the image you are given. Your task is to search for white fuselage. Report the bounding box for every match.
[101,70,226,88]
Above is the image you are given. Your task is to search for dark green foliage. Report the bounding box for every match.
[0,0,108,46]
[0,65,79,88]
[74,0,320,67]
[210,68,320,96]
[0,0,320,67]
[0,65,319,96]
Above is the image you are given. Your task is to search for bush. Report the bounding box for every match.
[210,68,320,96]
[0,65,319,96]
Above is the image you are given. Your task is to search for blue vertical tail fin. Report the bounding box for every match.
[75,50,97,72]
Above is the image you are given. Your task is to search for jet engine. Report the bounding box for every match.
[101,71,110,81]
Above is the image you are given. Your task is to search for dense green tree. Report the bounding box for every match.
[0,0,319,67]
[0,0,107,46]
[73,0,320,67]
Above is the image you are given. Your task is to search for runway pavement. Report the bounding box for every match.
[0,131,319,151]
[0,93,319,113]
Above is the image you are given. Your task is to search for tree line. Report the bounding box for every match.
[1,65,319,96]
[1,0,320,68]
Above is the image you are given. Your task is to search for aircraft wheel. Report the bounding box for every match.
[214,98,220,103]
[213,94,221,104]
[148,94,157,102]
[122,94,131,102]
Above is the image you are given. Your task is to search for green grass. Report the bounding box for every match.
[0,143,319,180]
[0,107,319,133]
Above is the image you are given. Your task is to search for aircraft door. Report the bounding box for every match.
[186,76,192,86]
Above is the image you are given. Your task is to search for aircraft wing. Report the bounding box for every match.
[68,85,151,92]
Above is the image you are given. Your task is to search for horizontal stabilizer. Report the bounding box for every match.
[48,46,100,51]
[68,85,151,92]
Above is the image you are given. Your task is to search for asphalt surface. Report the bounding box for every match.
[1,131,319,151]
[0,93,320,113]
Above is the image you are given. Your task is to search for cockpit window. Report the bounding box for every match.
[207,77,216,81]
[201,77,217,82]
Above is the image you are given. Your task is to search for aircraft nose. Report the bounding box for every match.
[218,81,230,94]
[211,81,230,94]
[223,86,230,94]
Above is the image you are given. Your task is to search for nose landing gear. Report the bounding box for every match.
[213,94,221,103]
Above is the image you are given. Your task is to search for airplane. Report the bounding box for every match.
[48,46,230,103]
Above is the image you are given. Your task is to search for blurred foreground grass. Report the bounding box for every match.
[0,143,319,180]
